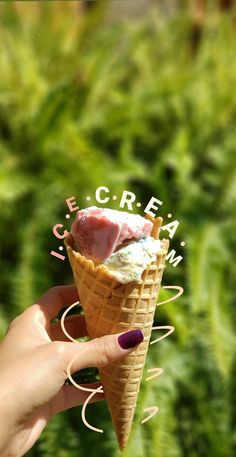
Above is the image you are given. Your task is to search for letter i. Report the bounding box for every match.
[50,250,65,261]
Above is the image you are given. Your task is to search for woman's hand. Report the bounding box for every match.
[0,285,143,457]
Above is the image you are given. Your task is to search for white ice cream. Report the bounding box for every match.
[103,236,162,284]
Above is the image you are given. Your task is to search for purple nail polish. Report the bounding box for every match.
[118,329,144,349]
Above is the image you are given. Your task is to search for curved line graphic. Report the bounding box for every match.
[141,406,159,424]
[61,285,184,431]
[61,302,104,432]
[141,286,184,424]
[156,285,184,307]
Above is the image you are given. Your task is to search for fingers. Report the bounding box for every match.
[50,315,87,342]
[50,383,105,416]
[35,285,79,329]
[50,329,144,377]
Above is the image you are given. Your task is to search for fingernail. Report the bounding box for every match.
[118,329,144,349]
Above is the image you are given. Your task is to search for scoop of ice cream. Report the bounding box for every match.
[71,206,153,262]
[103,236,162,283]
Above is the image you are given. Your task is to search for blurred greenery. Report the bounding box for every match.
[0,1,236,456]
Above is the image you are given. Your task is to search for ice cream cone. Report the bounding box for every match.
[64,215,169,450]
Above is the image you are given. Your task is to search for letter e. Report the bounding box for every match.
[66,197,79,212]
[144,197,163,217]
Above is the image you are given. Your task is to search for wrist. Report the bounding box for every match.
[0,396,16,454]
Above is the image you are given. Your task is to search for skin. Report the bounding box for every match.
[0,285,141,457]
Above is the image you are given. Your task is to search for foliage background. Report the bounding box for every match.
[0,1,236,456]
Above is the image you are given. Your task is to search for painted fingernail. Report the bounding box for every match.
[118,329,144,349]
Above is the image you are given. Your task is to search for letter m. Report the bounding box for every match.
[166,249,183,267]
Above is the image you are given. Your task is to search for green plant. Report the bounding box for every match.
[0,3,235,456]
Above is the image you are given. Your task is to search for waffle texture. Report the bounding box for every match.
[65,215,169,449]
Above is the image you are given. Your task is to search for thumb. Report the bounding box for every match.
[52,329,144,376]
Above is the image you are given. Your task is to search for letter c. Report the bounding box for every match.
[95,186,110,204]
[53,224,69,239]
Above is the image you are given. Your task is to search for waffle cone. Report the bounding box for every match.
[64,215,169,450]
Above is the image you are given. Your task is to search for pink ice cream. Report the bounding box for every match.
[71,206,153,263]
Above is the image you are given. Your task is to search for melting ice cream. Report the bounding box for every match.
[103,236,161,283]
[71,206,162,283]
[71,206,153,262]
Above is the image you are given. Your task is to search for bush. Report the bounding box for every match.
[0,3,235,456]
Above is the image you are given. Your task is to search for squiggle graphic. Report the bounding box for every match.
[61,301,104,433]
[156,285,184,307]
[140,285,184,424]
[142,406,160,424]
[149,325,175,345]
[61,285,184,432]
[146,367,164,382]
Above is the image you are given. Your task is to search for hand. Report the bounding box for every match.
[0,285,143,457]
